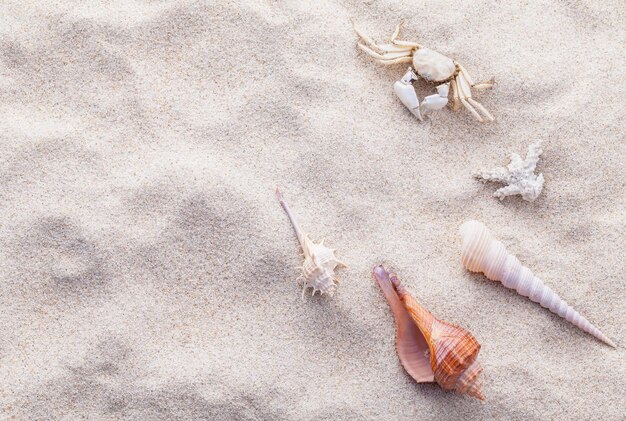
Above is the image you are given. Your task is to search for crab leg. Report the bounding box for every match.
[458,73,494,121]
[458,63,494,90]
[353,25,385,53]
[377,44,414,52]
[376,56,413,65]
[360,41,414,53]
[457,64,475,85]
[450,79,461,111]
[357,44,413,65]
[472,79,495,90]
[457,73,494,121]
[467,98,494,121]
[460,98,483,122]
[354,25,413,53]
[391,23,401,41]
[354,22,421,54]
[455,74,484,122]
[357,43,413,61]
[392,40,422,48]
[390,23,423,48]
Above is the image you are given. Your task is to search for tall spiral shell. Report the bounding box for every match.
[373,265,485,400]
[276,188,346,296]
[459,220,615,347]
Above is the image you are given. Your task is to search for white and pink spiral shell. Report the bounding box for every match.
[459,220,615,347]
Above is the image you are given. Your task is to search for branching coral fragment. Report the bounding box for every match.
[476,141,544,202]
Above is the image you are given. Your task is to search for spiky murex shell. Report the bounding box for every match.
[300,235,343,296]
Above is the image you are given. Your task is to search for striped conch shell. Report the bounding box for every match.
[373,265,485,400]
[276,188,347,297]
[459,220,615,347]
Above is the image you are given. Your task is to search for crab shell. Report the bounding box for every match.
[412,48,456,82]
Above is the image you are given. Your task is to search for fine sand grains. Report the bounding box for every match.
[0,1,624,420]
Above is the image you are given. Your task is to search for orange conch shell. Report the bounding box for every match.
[373,265,485,400]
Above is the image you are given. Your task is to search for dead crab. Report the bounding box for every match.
[354,23,494,122]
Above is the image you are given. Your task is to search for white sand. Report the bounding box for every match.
[1,1,624,419]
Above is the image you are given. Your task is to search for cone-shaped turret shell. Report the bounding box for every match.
[459,220,615,347]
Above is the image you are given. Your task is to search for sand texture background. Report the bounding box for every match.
[1,1,625,420]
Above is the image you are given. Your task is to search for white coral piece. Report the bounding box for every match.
[476,141,544,202]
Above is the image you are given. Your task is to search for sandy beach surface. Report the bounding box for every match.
[1,1,624,419]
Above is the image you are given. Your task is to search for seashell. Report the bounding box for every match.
[276,188,347,297]
[373,265,485,400]
[459,220,615,347]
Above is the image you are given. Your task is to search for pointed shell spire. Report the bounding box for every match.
[373,265,485,400]
[459,220,615,347]
[276,188,347,297]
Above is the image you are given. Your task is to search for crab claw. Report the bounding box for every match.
[393,68,423,120]
[419,83,449,117]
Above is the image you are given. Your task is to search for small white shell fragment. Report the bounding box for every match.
[476,141,545,201]
[412,48,456,82]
